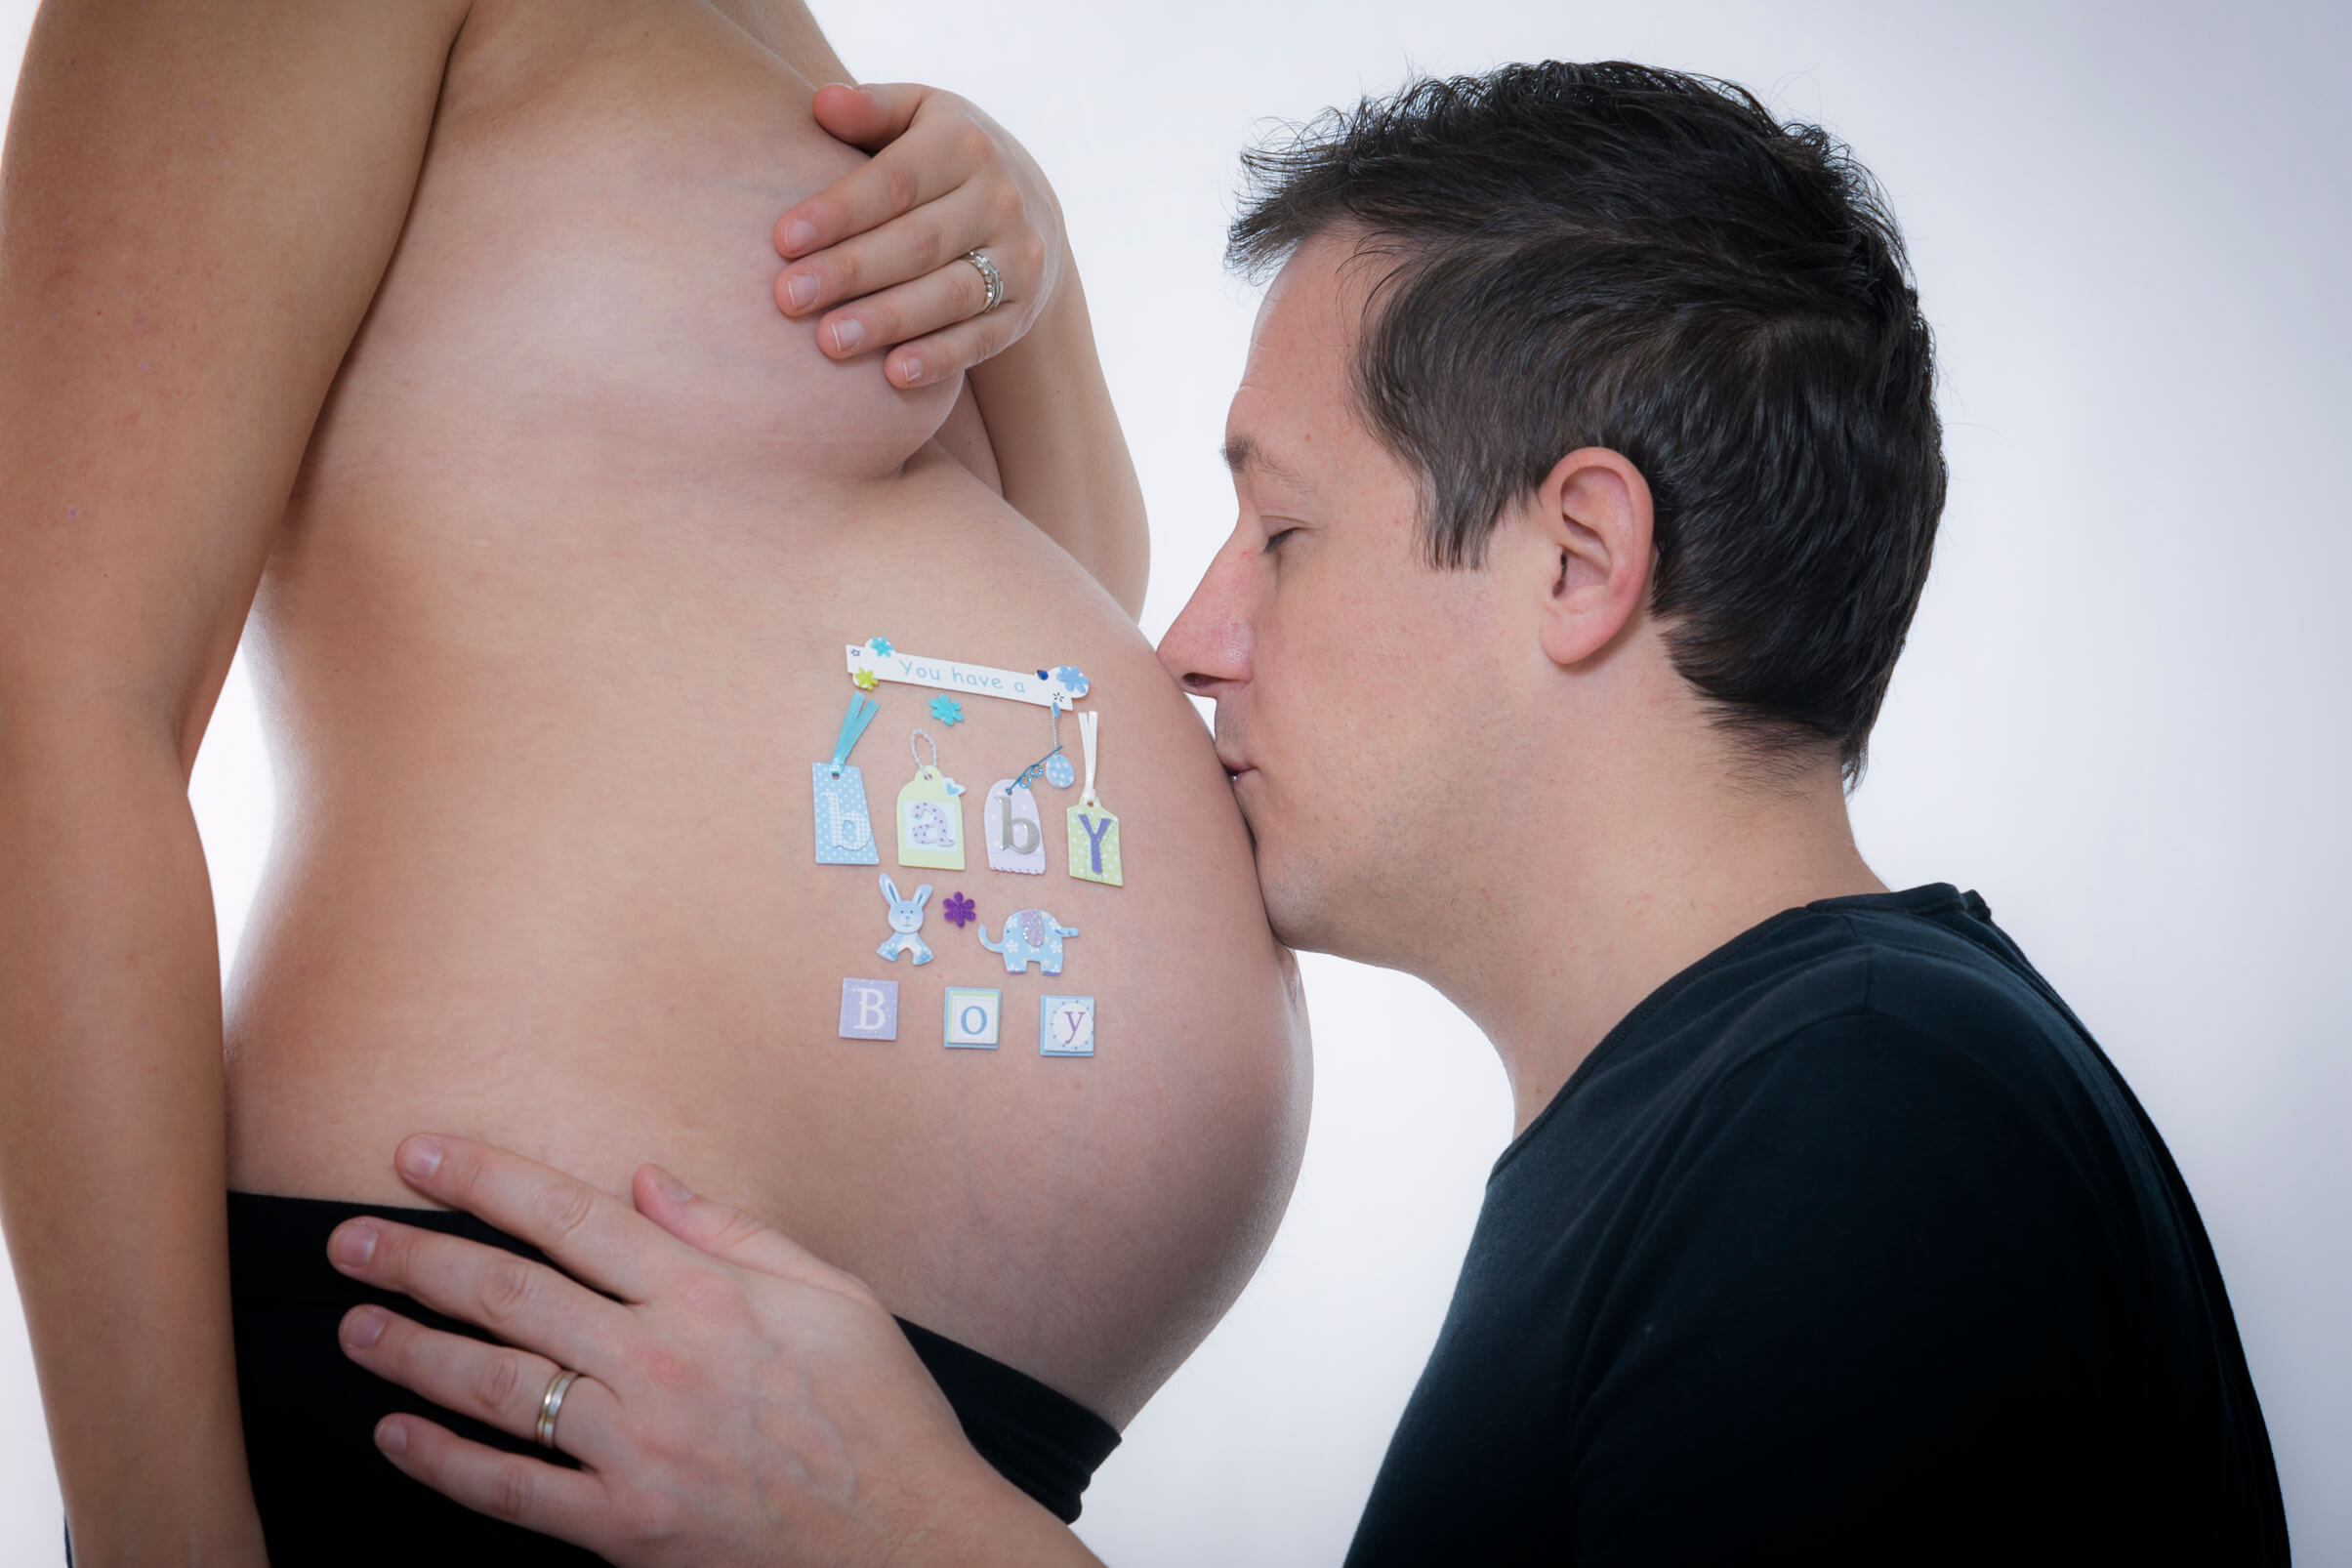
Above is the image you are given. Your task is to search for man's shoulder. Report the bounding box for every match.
[1555,886,2110,1167]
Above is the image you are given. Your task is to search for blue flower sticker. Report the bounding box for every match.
[928,696,964,726]
[1045,665,1089,699]
[867,637,894,658]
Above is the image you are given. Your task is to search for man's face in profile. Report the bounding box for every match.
[1159,233,1511,968]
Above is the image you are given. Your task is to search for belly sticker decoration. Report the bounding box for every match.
[1040,995,1096,1057]
[875,874,934,966]
[846,643,1087,709]
[984,776,1049,875]
[975,907,1078,975]
[838,977,899,1041]
[1066,710,1123,887]
[896,728,967,871]
[811,694,882,865]
[824,639,1111,1059]
[943,986,1003,1049]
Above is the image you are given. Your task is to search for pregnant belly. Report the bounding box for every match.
[223,457,1309,1422]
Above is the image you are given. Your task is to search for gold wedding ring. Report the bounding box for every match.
[535,1366,583,1450]
[963,249,1005,314]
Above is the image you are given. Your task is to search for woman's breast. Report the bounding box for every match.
[300,0,958,517]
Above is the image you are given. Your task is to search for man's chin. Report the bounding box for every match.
[1254,851,1344,958]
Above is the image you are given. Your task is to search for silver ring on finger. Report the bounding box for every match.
[962,249,1005,314]
[535,1366,583,1450]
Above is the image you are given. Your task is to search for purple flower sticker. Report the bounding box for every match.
[942,890,976,929]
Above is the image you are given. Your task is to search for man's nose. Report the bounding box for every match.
[1157,544,1255,698]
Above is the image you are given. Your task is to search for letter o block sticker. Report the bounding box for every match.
[1040,995,1095,1057]
[942,987,1003,1049]
[838,978,899,1041]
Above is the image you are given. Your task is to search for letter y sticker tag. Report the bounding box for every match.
[811,695,881,865]
[1065,710,1123,886]
[897,728,967,872]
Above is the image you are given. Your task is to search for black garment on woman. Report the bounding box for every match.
[219,1191,1118,1564]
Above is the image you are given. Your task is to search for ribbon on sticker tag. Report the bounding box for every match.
[846,645,1085,710]
[896,728,967,871]
[1065,709,1123,887]
[811,695,881,865]
[985,778,1048,875]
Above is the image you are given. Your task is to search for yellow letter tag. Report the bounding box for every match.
[896,729,967,872]
[1064,710,1123,887]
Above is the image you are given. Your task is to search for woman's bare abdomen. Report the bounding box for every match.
[219,0,1308,1425]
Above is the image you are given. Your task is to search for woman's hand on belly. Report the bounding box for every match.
[329,1135,1093,1566]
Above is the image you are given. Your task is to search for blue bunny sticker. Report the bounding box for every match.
[875,874,934,966]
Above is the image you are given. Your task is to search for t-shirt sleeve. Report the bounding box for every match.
[1568,1008,2124,1563]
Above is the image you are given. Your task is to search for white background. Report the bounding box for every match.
[4,0,2347,1560]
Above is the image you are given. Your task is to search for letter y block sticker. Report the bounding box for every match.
[1065,710,1122,886]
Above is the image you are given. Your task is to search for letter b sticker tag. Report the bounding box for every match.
[811,695,881,865]
[1065,710,1122,886]
[985,779,1048,875]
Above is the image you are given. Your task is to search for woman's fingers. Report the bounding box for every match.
[328,1216,631,1373]
[372,1413,613,1552]
[775,89,965,263]
[780,189,991,326]
[808,80,924,152]
[339,1304,627,1465]
[817,257,1000,385]
[879,310,1028,392]
[389,1134,687,1301]
[632,1165,874,1300]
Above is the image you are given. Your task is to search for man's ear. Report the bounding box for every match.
[1526,447,1655,669]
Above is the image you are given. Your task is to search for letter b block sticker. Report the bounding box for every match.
[1041,995,1095,1057]
[1065,710,1122,887]
[942,987,1002,1050]
[984,779,1048,875]
[838,977,899,1041]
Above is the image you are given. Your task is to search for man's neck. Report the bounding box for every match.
[1438,746,1884,1135]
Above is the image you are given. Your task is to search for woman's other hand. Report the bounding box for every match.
[329,1135,1084,1566]
[775,84,1065,392]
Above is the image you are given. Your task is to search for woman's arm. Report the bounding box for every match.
[0,1,466,1556]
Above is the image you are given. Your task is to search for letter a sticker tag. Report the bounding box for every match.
[896,728,967,872]
[811,695,881,865]
[985,779,1048,875]
[1065,710,1123,887]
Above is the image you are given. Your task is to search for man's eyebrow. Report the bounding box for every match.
[1220,435,1305,486]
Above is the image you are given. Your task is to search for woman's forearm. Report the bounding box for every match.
[967,254,1151,617]
[0,722,264,1562]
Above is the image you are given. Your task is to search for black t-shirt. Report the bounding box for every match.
[1345,886,2287,1565]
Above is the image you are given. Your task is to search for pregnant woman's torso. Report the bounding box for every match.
[222,0,1308,1424]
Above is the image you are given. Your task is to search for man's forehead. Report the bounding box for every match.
[1226,233,1386,485]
